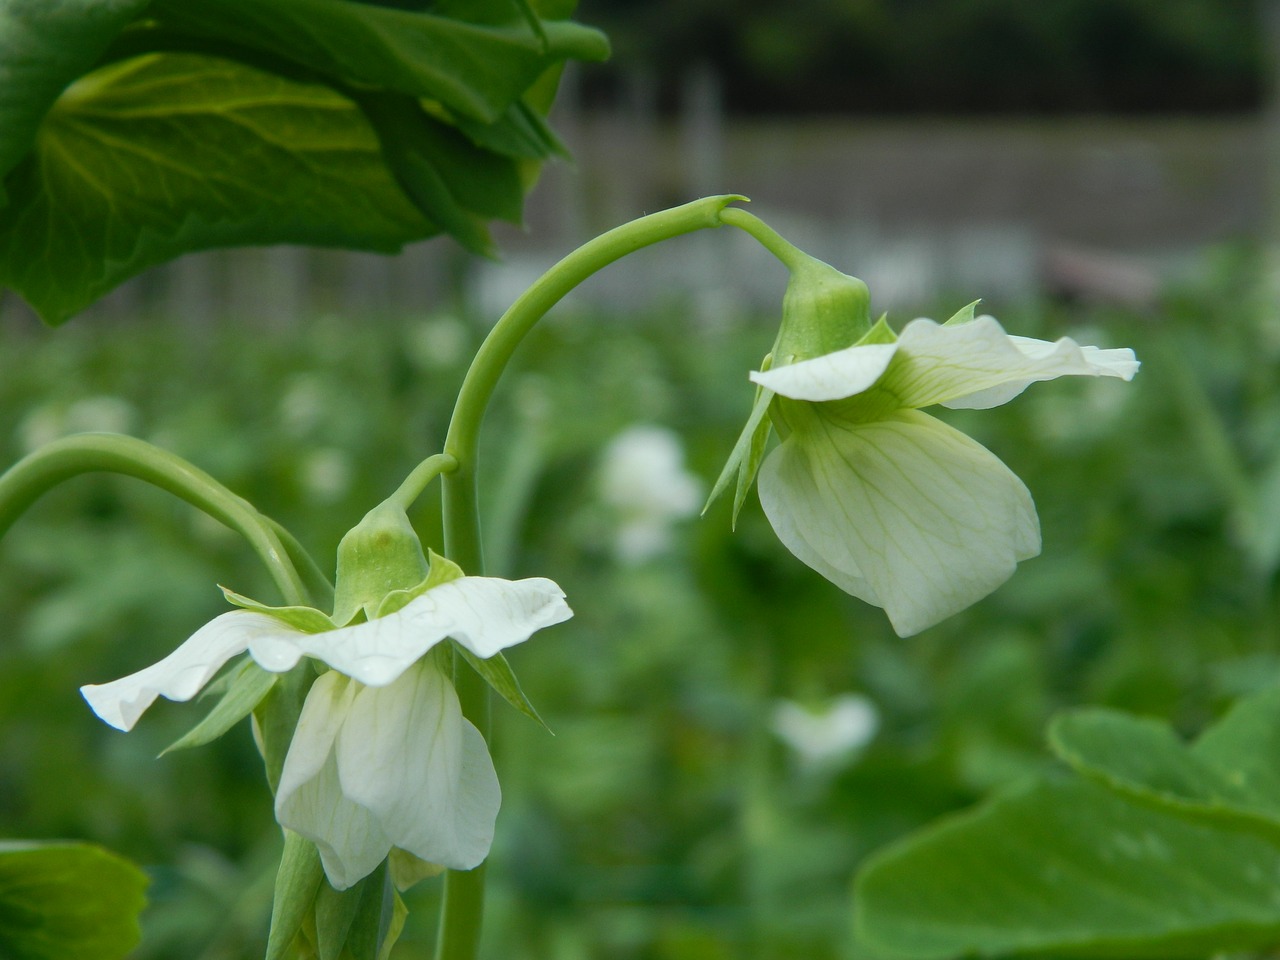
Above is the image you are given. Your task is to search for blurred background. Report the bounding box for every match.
[2,1,1279,958]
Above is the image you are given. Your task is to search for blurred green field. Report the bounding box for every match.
[0,244,1275,959]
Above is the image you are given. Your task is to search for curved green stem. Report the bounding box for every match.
[387,453,458,513]
[0,432,318,607]
[434,195,745,960]
[718,207,809,269]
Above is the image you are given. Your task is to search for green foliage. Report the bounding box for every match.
[0,0,607,325]
[855,687,1280,959]
[0,840,148,960]
[0,242,1274,957]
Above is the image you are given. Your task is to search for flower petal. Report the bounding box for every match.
[292,576,571,685]
[336,660,500,871]
[80,611,305,732]
[881,316,1138,411]
[749,342,898,401]
[275,671,391,890]
[758,406,1040,636]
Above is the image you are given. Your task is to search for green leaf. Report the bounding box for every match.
[161,657,278,755]
[854,775,1280,960]
[0,52,432,324]
[265,831,324,960]
[1052,687,1280,828]
[0,841,148,960]
[0,0,151,197]
[146,0,608,124]
[456,645,551,732]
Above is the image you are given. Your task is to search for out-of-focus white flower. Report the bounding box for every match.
[18,395,138,452]
[300,447,353,504]
[598,425,703,563]
[405,314,470,372]
[772,694,880,769]
[81,571,571,889]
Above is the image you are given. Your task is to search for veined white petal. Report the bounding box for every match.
[80,611,305,732]
[758,407,1040,636]
[336,659,500,872]
[882,317,1138,411]
[750,342,898,401]
[275,671,391,890]
[292,576,571,684]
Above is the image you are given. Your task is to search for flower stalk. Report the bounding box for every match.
[433,194,745,960]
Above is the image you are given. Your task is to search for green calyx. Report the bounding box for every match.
[331,502,431,627]
[771,254,872,364]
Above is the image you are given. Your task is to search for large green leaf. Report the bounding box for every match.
[855,687,1280,959]
[145,0,608,124]
[0,0,607,323]
[0,841,148,960]
[1050,692,1280,830]
[0,0,150,198]
[854,775,1280,959]
[0,52,432,325]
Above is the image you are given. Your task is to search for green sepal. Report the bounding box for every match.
[376,549,466,619]
[455,645,551,732]
[160,657,278,755]
[332,503,431,627]
[942,300,982,326]
[378,888,409,960]
[315,862,392,960]
[705,355,774,528]
[220,587,336,634]
[855,314,898,345]
[265,831,325,960]
[772,255,872,363]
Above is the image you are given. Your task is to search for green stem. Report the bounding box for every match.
[0,432,317,607]
[387,453,459,513]
[718,207,810,269]
[434,195,745,960]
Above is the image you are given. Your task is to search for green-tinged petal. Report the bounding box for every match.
[758,406,1040,636]
[294,575,571,684]
[388,849,445,891]
[750,342,898,402]
[80,611,307,731]
[276,672,391,891]
[336,660,500,872]
[882,316,1139,411]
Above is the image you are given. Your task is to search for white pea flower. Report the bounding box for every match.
[716,307,1138,637]
[772,694,880,769]
[598,424,703,563]
[81,571,571,889]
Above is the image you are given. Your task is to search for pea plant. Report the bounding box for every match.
[6,4,1280,960]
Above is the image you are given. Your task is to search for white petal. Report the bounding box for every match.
[749,342,898,401]
[275,671,391,890]
[336,660,499,871]
[882,317,1138,411]
[758,407,1041,636]
[80,611,305,732]
[293,576,572,684]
